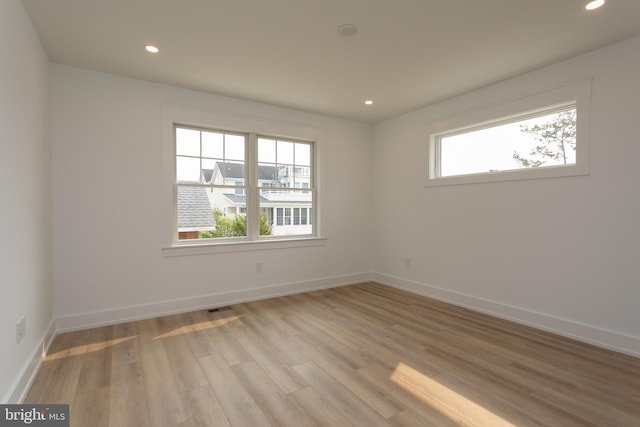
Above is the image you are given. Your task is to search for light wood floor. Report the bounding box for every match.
[25,283,640,426]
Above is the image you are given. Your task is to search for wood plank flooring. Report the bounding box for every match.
[24,283,640,426]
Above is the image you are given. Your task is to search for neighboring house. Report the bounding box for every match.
[202,162,312,236]
[176,185,216,239]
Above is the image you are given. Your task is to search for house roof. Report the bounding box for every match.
[204,162,278,182]
[201,169,214,183]
[177,186,216,230]
[223,193,311,207]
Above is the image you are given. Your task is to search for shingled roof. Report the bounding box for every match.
[222,193,312,206]
[177,186,216,230]
[202,162,278,183]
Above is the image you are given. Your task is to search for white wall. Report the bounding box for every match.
[51,65,372,328]
[5,7,639,406]
[372,35,640,356]
[0,0,53,403]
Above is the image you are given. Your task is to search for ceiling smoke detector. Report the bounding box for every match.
[337,24,358,36]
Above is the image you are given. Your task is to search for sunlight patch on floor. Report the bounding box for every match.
[45,336,137,361]
[152,315,242,340]
[391,362,516,427]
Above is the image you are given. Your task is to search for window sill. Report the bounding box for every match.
[426,163,589,187]
[162,236,327,257]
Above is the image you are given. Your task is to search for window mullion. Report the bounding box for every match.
[247,133,259,240]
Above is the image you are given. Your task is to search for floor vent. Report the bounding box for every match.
[207,306,232,313]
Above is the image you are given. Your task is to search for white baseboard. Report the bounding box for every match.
[372,272,640,358]
[56,272,372,332]
[4,319,56,404]
[11,271,636,404]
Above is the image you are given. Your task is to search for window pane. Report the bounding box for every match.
[234,180,245,195]
[176,156,201,183]
[220,161,244,180]
[257,207,273,236]
[277,141,294,164]
[439,107,576,177]
[258,138,312,190]
[176,185,216,240]
[202,131,224,159]
[294,166,311,188]
[295,143,311,166]
[176,128,200,157]
[201,159,216,184]
[258,138,276,163]
[258,162,278,185]
[226,134,245,161]
[260,188,313,236]
[178,186,248,239]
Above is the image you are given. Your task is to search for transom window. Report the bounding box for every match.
[427,79,591,186]
[436,104,576,177]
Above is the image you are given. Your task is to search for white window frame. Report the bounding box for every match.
[426,79,591,187]
[162,105,326,256]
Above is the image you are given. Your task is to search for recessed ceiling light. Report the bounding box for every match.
[585,0,605,10]
[145,45,159,53]
[364,100,374,105]
[338,24,358,36]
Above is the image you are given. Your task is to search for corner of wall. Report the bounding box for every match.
[4,320,56,404]
[372,272,640,358]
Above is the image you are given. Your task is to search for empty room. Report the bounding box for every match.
[2,0,640,425]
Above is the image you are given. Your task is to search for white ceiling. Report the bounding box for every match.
[21,0,640,123]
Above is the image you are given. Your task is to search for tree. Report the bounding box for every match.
[258,214,273,236]
[200,209,272,238]
[227,213,274,236]
[513,110,576,168]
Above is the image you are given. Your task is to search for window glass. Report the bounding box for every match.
[438,106,576,177]
[277,141,294,164]
[257,137,314,237]
[202,131,224,158]
[176,127,315,241]
[427,79,590,186]
[176,128,200,157]
[176,156,201,183]
[225,134,245,161]
[295,143,311,166]
[175,127,247,240]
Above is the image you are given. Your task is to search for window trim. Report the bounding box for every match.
[425,79,592,187]
[161,105,326,255]
[162,236,327,257]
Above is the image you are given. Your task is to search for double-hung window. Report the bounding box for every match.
[163,105,324,255]
[171,122,319,254]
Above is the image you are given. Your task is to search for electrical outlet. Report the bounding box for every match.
[256,262,263,273]
[405,257,411,268]
[16,316,26,344]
